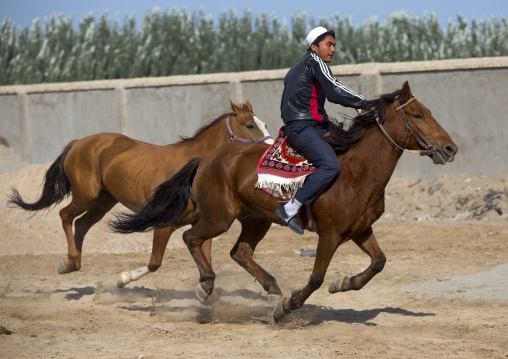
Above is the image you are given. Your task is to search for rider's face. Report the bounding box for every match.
[311,35,336,63]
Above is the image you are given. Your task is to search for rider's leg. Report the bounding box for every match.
[276,121,340,234]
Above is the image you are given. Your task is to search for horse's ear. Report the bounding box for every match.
[230,99,242,115]
[244,99,253,113]
[400,81,412,102]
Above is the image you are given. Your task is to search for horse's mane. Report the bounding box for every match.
[325,89,402,154]
[178,102,252,143]
[178,113,232,143]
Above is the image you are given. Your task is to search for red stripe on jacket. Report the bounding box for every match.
[310,81,323,122]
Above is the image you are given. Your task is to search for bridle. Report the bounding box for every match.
[226,116,272,143]
[375,97,437,157]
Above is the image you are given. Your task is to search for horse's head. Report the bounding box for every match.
[387,81,458,164]
[229,100,274,144]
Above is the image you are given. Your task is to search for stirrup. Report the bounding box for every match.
[276,206,304,235]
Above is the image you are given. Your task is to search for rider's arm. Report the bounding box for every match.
[309,53,369,110]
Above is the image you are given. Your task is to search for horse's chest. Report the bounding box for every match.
[345,200,384,238]
[354,196,385,229]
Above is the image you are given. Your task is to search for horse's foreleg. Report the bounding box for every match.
[274,232,339,322]
[117,267,151,287]
[231,217,281,304]
[329,227,386,293]
[116,226,173,287]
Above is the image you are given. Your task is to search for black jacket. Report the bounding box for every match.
[280,51,368,124]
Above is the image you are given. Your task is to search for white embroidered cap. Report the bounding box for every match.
[305,26,328,47]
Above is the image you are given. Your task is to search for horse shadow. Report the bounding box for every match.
[52,283,268,302]
[54,286,96,300]
[53,285,435,326]
[114,286,434,326]
[53,284,162,302]
[115,287,269,315]
[287,305,435,327]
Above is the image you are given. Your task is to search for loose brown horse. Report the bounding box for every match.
[111,82,458,321]
[8,100,272,295]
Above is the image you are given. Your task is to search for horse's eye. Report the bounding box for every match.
[413,114,422,120]
[247,124,256,130]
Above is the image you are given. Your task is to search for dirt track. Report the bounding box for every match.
[1,147,507,358]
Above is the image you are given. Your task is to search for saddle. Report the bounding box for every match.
[255,126,316,201]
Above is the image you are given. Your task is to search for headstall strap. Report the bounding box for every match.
[395,97,435,155]
[395,97,415,111]
[376,96,435,156]
[226,116,272,143]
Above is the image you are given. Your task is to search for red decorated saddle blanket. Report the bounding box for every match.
[255,126,316,200]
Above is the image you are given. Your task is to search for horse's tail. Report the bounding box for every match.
[7,141,76,211]
[110,157,202,234]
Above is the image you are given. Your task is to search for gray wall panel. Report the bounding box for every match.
[72,89,123,137]
[26,92,74,163]
[0,94,26,156]
[1,57,507,178]
[125,83,231,145]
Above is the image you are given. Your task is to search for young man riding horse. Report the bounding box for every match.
[277,26,372,234]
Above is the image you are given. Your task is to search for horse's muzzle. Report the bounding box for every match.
[429,142,458,165]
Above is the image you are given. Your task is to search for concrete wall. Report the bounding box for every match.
[1,57,507,178]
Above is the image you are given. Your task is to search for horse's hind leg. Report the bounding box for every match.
[58,192,113,274]
[201,238,220,303]
[329,226,386,293]
[230,217,282,304]
[183,219,233,303]
[58,201,90,274]
[75,191,118,252]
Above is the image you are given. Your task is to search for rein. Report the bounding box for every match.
[226,116,272,143]
[375,97,437,157]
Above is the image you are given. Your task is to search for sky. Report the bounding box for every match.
[1,0,507,29]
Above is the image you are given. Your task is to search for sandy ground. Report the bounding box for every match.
[1,144,507,359]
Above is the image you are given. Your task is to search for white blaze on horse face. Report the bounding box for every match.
[254,116,274,144]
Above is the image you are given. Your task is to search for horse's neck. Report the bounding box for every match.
[346,113,403,191]
[166,117,230,157]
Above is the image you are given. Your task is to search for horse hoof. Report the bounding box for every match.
[116,272,131,288]
[195,284,210,303]
[57,260,70,274]
[267,293,283,305]
[207,291,221,306]
[329,275,349,293]
[273,300,286,322]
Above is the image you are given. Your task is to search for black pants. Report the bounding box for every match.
[285,121,340,205]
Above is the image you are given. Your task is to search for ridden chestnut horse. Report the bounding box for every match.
[8,100,273,297]
[111,82,458,321]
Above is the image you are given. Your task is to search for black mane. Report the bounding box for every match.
[325,89,402,154]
